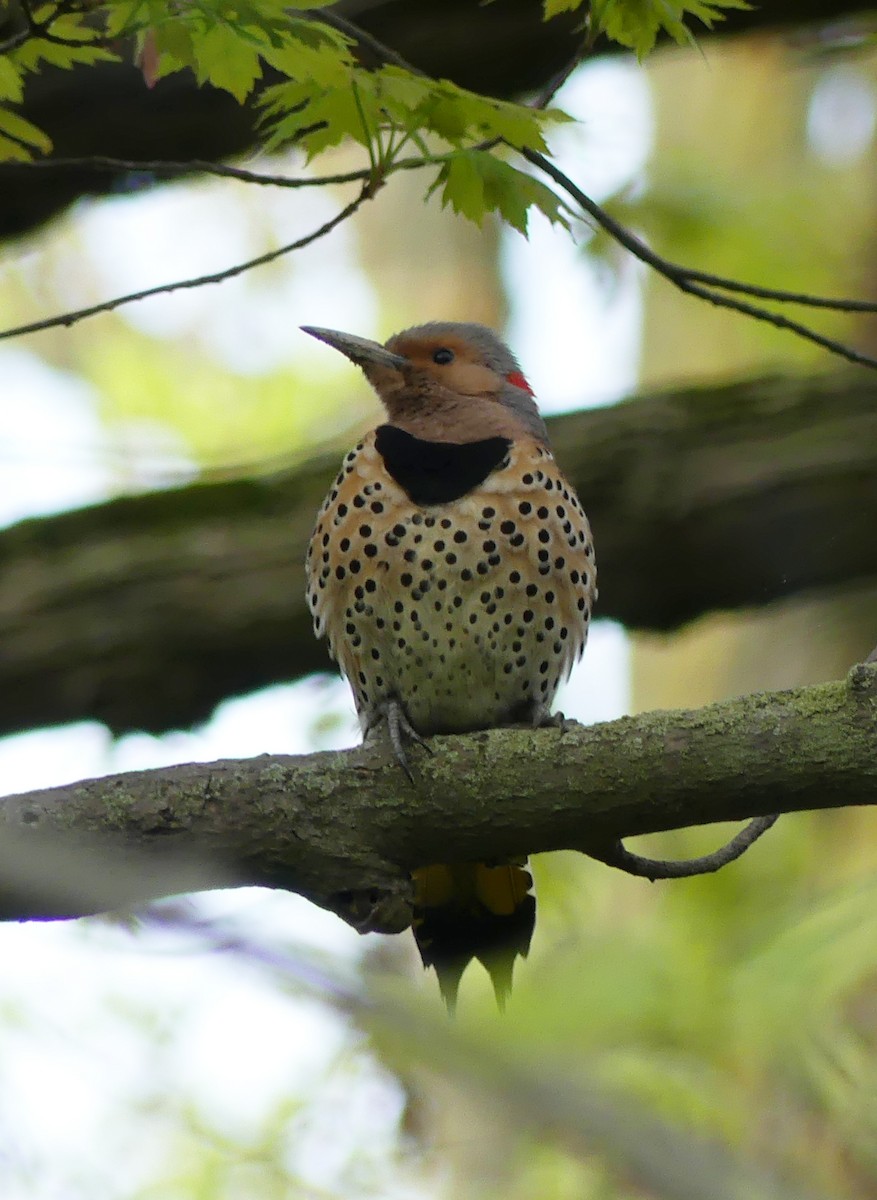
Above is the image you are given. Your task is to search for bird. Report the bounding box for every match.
[303,321,597,1009]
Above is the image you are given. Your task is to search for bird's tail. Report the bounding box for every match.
[411,860,535,1011]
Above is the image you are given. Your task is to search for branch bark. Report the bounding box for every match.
[2,664,875,928]
[2,370,876,737]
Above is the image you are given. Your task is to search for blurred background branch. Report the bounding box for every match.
[1,369,874,737]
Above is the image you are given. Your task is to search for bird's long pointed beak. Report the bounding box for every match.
[301,326,408,371]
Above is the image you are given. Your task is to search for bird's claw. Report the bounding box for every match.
[531,706,578,734]
[365,698,431,780]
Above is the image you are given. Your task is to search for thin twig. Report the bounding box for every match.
[591,816,780,881]
[0,26,31,55]
[673,268,877,312]
[522,148,877,369]
[528,46,589,110]
[314,6,419,74]
[17,0,112,49]
[0,150,459,187]
[0,154,376,188]
[0,183,372,342]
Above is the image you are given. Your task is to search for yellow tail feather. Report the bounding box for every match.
[412,861,535,1011]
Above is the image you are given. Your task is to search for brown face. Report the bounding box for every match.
[300,323,544,444]
[383,332,506,401]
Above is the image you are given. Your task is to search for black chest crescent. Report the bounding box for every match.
[375,425,512,505]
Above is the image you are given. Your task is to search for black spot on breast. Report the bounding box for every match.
[374,425,512,504]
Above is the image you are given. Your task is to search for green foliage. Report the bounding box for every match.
[431,151,572,235]
[260,63,573,233]
[0,0,743,232]
[0,4,114,159]
[589,0,752,58]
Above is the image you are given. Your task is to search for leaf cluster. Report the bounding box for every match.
[0,0,746,230]
[0,2,114,159]
[545,0,751,59]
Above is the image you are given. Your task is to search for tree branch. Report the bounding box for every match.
[1,665,875,928]
[0,182,374,342]
[522,148,877,370]
[593,815,781,880]
[5,111,876,364]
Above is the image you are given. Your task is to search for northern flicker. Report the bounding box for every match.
[304,322,597,1008]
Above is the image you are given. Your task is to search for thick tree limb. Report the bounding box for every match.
[2,370,876,738]
[1,664,875,927]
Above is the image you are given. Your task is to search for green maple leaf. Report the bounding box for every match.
[433,151,570,236]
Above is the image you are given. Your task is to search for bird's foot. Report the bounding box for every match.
[364,698,431,780]
[531,705,579,735]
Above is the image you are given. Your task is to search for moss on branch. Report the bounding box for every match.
[1,664,875,929]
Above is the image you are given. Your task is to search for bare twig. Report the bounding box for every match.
[313,6,418,73]
[591,816,780,881]
[0,26,31,55]
[529,45,589,110]
[0,182,372,341]
[522,147,877,369]
[0,154,377,188]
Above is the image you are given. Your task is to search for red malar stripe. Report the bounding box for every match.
[506,370,533,394]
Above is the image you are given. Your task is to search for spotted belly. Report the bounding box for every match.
[306,432,597,736]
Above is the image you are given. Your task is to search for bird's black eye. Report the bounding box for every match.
[433,347,454,365]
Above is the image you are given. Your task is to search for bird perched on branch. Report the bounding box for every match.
[304,322,596,1009]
